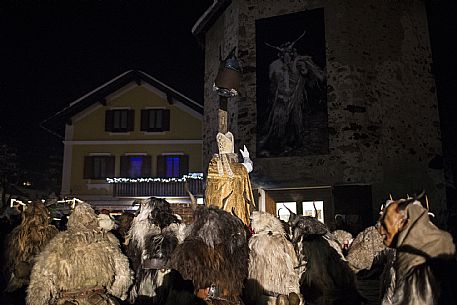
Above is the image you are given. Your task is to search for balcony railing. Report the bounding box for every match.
[113,178,203,197]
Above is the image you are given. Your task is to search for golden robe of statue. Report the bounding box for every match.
[205,132,255,226]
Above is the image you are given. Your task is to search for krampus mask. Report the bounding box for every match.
[288,211,362,305]
[376,193,456,305]
[126,197,184,304]
[169,205,249,304]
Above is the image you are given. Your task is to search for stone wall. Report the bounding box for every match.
[201,0,445,219]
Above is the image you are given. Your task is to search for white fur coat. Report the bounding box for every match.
[246,211,300,305]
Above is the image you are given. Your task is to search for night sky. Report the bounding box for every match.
[1,1,457,193]
[0,0,212,183]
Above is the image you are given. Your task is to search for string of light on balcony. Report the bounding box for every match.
[106,173,204,184]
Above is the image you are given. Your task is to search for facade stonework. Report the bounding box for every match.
[200,0,445,224]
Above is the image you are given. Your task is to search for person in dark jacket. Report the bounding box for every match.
[377,195,456,305]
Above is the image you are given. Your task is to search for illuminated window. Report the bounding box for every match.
[166,156,180,177]
[276,202,297,222]
[120,155,151,178]
[302,201,324,223]
[129,157,143,177]
[157,154,189,178]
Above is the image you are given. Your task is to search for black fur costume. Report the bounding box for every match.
[289,214,363,305]
[126,197,185,305]
[169,206,249,305]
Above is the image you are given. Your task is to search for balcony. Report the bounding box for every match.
[112,178,203,197]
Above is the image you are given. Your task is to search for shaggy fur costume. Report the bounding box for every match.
[245,211,301,305]
[26,202,133,305]
[126,197,186,304]
[289,215,363,305]
[346,226,386,273]
[169,206,249,305]
[3,202,58,292]
[331,230,352,250]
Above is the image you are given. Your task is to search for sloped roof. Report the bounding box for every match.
[41,70,203,138]
[192,0,231,43]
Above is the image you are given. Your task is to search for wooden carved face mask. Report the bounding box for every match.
[377,201,408,248]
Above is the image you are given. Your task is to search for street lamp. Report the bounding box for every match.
[213,47,241,133]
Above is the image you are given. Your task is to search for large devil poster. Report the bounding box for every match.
[256,8,328,158]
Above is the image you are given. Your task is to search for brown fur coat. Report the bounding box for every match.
[3,202,58,292]
[169,206,249,304]
[26,202,133,305]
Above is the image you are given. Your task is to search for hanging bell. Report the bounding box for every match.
[213,47,242,97]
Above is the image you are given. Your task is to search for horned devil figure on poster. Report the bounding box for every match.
[206,46,255,226]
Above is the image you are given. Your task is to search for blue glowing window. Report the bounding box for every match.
[165,156,180,177]
[129,156,143,178]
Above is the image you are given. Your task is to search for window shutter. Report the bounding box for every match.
[157,155,166,177]
[179,154,189,177]
[142,155,152,177]
[120,156,130,177]
[162,109,170,131]
[83,156,93,179]
[106,156,115,177]
[105,110,114,132]
[140,110,149,131]
[127,110,135,131]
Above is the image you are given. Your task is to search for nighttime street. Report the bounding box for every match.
[1,1,457,305]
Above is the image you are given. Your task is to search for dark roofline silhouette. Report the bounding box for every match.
[41,70,203,138]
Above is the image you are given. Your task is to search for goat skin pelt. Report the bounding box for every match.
[26,203,133,305]
[245,211,300,305]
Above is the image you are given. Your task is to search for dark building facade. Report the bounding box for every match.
[195,0,445,232]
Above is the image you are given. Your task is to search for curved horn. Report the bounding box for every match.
[283,204,296,216]
[265,42,283,52]
[277,207,284,218]
[415,190,426,201]
[312,200,318,219]
[289,29,306,48]
[184,182,197,211]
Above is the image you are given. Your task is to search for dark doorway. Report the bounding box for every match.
[332,184,373,236]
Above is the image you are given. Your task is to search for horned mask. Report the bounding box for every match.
[376,194,424,248]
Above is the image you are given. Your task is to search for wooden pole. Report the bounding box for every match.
[218,96,228,133]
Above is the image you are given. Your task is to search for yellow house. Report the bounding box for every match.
[42,70,203,211]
